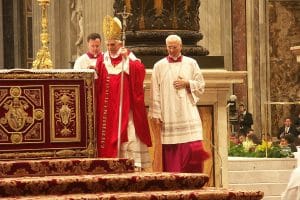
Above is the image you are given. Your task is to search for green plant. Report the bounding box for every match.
[228,140,294,158]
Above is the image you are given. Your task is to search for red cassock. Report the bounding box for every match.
[95,54,152,157]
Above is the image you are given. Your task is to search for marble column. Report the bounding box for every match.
[231,0,247,105]
[82,0,114,52]
[199,0,232,69]
[246,0,267,138]
[256,0,268,138]
[231,0,267,136]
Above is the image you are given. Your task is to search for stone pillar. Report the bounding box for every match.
[246,0,268,138]
[231,0,247,105]
[256,0,268,138]
[199,0,232,68]
[82,0,114,52]
[113,0,208,68]
[32,0,40,64]
[13,1,22,68]
[231,0,267,137]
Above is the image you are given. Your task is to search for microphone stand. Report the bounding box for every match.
[116,6,132,158]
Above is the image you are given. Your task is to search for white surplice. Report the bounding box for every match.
[149,56,205,144]
[73,53,98,69]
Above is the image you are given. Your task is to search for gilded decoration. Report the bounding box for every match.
[0,69,95,159]
[32,0,53,69]
[24,89,42,106]
[0,129,8,142]
[0,86,45,145]
[25,123,42,140]
[103,15,122,41]
[0,89,8,102]
[0,158,263,199]
[50,86,80,142]
[0,158,135,178]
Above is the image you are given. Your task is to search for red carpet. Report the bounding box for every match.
[0,158,264,199]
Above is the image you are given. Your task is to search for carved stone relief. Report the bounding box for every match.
[70,0,84,57]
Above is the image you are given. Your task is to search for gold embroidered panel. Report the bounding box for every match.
[0,69,96,160]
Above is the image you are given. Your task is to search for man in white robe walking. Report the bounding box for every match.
[149,34,209,173]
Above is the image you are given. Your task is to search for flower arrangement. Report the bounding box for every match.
[228,139,294,158]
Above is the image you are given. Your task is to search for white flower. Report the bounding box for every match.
[242,139,255,152]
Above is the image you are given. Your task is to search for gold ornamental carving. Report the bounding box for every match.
[5,97,29,132]
[32,0,53,69]
[0,87,45,144]
[0,71,96,159]
[59,95,72,135]
[51,86,80,142]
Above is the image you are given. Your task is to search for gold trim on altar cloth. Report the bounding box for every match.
[0,70,95,159]
[0,86,45,144]
[50,85,81,143]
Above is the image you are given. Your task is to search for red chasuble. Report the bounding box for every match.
[95,55,152,157]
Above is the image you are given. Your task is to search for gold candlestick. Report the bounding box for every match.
[32,0,53,69]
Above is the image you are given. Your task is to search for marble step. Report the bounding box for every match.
[0,158,134,178]
[1,187,264,200]
[228,169,293,184]
[0,172,209,197]
[228,157,297,171]
[228,183,286,197]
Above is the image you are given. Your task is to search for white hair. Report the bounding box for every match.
[229,95,237,101]
[105,39,122,44]
[166,34,182,44]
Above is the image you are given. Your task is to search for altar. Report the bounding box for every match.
[0,69,96,159]
[0,68,247,188]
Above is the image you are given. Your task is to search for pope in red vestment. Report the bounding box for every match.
[94,16,152,168]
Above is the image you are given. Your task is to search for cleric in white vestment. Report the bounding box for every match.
[149,34,209,173]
